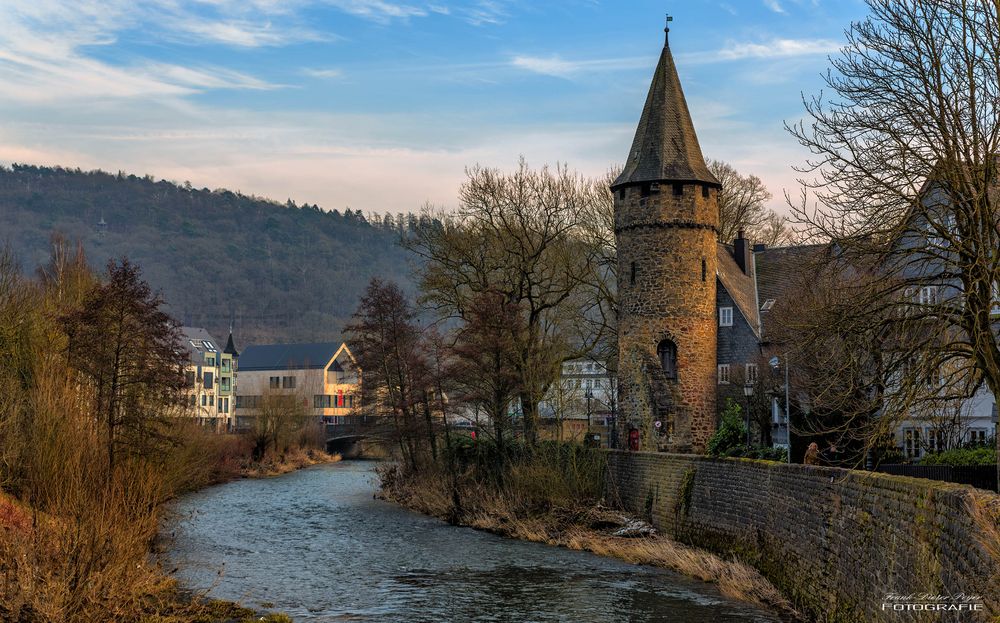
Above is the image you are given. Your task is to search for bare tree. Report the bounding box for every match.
[407,159,608,444]
[345,278,429,470]
[248,389,308,462]
[62,259,186,472]
[708,159,793,245]
[784,0,1000,472]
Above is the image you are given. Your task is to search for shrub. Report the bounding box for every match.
[707,399,747,457]
[920,446,996,467]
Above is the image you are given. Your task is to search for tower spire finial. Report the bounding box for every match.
[664,13,673,46]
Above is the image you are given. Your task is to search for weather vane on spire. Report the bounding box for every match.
[665,13,673,45]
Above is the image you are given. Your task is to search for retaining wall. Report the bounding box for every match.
[605,451,1000,622]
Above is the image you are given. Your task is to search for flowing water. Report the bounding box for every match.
[165,461,780,622]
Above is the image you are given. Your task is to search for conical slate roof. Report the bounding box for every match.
[613,31,719,188]
[224,331,240,357]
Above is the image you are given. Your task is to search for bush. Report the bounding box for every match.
[920,446,997,467]
[707,399,746,457]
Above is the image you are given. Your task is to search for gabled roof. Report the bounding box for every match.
[180,326,222,363]
[716,243,760,337]
[754,244,827,339]
[612,30,719,189]
[238,342,343,371]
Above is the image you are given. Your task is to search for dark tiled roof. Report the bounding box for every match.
[612,37,719,188]
[716,243,759,337]
[180,326,222,364]
[238,342,342,371]
[754,244,828,339]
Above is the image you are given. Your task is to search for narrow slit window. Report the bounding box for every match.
[630,261,636,286]
[701,257,707,281]
[702,185,709,198]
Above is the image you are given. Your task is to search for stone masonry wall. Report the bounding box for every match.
[605,451,1000,623]
[616,182,719,453]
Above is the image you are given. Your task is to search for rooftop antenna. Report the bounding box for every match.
[664,13,673,46]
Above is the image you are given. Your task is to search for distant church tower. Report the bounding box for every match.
[612,19,720,453]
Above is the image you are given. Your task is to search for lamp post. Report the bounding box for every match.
[743,381,754,449]
[769,354,792,464]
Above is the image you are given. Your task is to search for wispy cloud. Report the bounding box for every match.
[763,0,787,14]
[681,38,841,64]
[301,67,345,79]
[161,17,327,47]
[324,0,428,23]
[510,54,647,78]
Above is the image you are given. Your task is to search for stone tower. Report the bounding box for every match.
[612,22,720,453]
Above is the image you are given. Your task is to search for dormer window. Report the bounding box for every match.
[761,299,776,311]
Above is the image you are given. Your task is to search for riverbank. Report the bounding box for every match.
[378,463,799,620]
[0,440,339,623]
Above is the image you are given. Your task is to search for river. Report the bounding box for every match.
[165,461,781,622]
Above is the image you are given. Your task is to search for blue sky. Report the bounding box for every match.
[0,0,870,214]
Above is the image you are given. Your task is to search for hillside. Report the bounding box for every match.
[0,164,419,344]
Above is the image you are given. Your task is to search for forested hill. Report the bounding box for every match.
[0,164,421,344]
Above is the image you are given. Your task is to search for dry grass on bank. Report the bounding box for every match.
[379,463,794,616]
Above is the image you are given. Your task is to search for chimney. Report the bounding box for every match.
[734,229,751,275]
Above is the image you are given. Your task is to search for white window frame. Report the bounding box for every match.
[745,363,758,383]
[918,286,938,306]
[719,306,733,327]
[903,428,922,458]
[718,364,730,385]
[992,281,1000,316]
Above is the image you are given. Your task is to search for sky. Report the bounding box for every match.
[0,0,872,216]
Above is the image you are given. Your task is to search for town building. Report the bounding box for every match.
[234,342,359,430]
[180,326,238,430]
[538,359,617,445]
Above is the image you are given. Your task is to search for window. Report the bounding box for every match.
[701,257,707,282]
[718,364,730,385]
[184,371,195,387]
[903,428,922,458]
[201,394,207,407]
[269,376,280,389]
[719,307,733,327]
[630,261,636,286]
[585,379,593,389]
[640,182,651,197]
[672,183,683,196]
[968,429,988,446]
[206,356,215,367]
[918,286,938,305]
[203,341,216,351]
[617,188,625,201]
[314,395,332,408]
[657,340,677,380]
[761,299,776,311]
[745,363,758,383]
[189,394,196,406]
[702,185,709,198]
[926,428,946,453]
[221,377,231,392]
[282,376,296,389]
[203,371,214,390]
[221,359,232,373]
[223,398,229,413]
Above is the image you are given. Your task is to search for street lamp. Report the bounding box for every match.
[743,381,754,449]
[769,354,792,464]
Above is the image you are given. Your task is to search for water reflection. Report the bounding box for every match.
[166,461,779,622]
